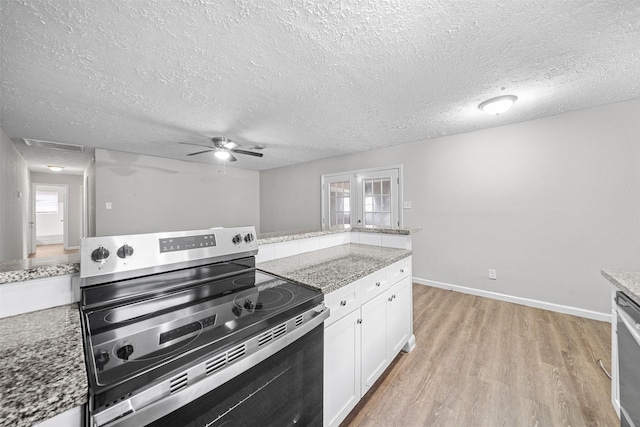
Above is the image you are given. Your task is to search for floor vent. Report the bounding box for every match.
[205,354,227,376]
[23,138,85,152]
[227,343,246,363]
[273,323,287,339]
[170,373,188,394]
[295,315,304,328]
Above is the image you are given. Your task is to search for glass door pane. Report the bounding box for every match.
[356,169,399,228]
[323,174,355,229]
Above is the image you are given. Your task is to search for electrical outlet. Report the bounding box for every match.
[403,201,412,209]
[488,269,497,280]
[105,202,112,210]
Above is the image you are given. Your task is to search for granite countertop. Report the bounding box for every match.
[258,243,412,294]
[0,254,80,285]
[257,226,421,245]
[350,226,422,235]
[602,269,640,306]
[0,304,87,427]
[257,228,348,245]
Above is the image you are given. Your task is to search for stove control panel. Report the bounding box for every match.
[80,226,258,280]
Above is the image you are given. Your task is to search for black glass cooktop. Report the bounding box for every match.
[82,262,320,388]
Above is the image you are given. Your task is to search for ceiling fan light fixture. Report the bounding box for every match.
[478,95,518,115]
[215,150,231,160]
[47,165,64,172]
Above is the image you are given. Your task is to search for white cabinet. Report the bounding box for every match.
[361,289,389,393]
[324,257,414,427]
[324,309,362,427]
[387,277,412,356]
[35,405,83,427]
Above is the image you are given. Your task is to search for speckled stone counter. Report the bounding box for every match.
[0,254,80,284]
[0,304,87,427]
[257,229,348,245]
[351,226,421,235]
[258,243,411,294]
[602,270,640,306]
[257,226,421,245]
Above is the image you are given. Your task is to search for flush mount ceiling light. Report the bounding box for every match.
[478,95,518,115]
[47,165,64,172]
[214,150,231,160]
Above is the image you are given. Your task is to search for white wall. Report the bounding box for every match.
[0,127,30,261]
[95,149,260,236]
[260,99,640,315]
[31,173,84,248]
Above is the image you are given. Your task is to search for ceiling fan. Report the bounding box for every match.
[180,137,264,162]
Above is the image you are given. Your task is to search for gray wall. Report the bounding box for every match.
[84,159,96,237]
[261,99,640,315]
[0,127,30,261]
[95,149,260,236]
[31,172,84,248]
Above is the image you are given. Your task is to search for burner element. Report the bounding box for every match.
[233,288,295,313]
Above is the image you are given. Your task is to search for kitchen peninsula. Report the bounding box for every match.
[0,226,419,427]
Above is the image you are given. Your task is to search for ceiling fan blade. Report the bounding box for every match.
[179,142,214,149]
[187,149,215,156]
[231,149,264,158]
[228,153,238,162]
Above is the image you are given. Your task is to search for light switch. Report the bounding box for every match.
[403,201,412,209]
[105,202,112,210]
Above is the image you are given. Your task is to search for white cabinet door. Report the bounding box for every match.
[387,277,411,356]
[360,291,388,395]
[324,309,361,427]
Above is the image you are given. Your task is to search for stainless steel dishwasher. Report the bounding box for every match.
[616,291,640,427]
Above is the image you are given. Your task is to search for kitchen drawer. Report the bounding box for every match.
[388,258,411,284]
[325,280,360,327]
[359,269,390,304]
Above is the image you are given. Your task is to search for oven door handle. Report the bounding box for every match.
[93,303,330,427]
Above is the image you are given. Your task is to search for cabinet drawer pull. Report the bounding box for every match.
[375,282,381,287]
[357,319,362,324]
[400,269,405,273]
[340,300,347,306]
[388,296,393,302]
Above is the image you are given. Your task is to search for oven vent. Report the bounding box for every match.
[169,373,188,394]
[205,353,227,375]
[227,343,246,363]
[273,323,287,339]
[258,330,273,347]
[295,314,304,328]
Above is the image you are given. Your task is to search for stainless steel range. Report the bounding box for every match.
[79,227,328,427]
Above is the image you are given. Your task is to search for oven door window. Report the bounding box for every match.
[148,324,323,427]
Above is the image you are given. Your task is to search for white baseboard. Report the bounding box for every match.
[413,277,611,323]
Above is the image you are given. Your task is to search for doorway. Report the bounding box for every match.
[28,183,78,258]
[321,166,403,230]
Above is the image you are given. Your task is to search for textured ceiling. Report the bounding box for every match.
[1,0,639,173]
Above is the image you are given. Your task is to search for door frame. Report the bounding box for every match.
[321,164,404,230]
[31,183,69,250]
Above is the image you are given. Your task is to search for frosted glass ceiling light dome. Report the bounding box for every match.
[478,95,518,115]
[47,165,64,172]
[215,150,231,160]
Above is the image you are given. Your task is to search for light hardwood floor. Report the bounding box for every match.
[343,284,618,427]
[28,243,78,258]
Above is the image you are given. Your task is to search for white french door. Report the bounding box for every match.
[322,166,401,229]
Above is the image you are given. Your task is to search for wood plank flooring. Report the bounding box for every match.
[342,284,618,427]
[27,243,78,258]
